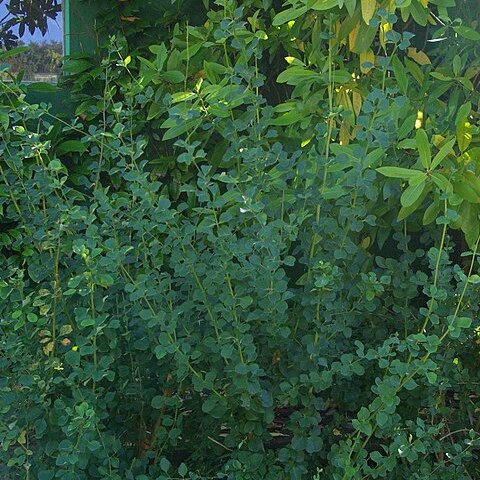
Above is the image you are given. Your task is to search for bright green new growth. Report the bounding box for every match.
[1,0,480,479]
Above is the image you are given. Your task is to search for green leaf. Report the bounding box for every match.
[398,114,416,140]
[351,23,377,54]
[325,70,353,84]
[154,345,167,360]
[161,117,201,141]
[0,46,30,61]
[457,121,472,153]
[137,55,157,71]
[453,181,480,203]
[352,418,372,435]
[409,171,428,185]
[63,58,92,74]
[403,378,418,390]
[26,82,59,93]
[401,181,426,207]
[161,71,185,83]
[147,102,163,121]
[0,110,9,129]
[456,102,471,127]
[431,173,452,193]
[171,92,197,103]
[364,148,385,168]
[453,26,480,41]
[458,77,474,91]
[272,5,309,26]
[96,274,114,287]
[376,411,389,427]
[270,110,305,126]
[151,395,163,409]
[370,451,383,464]
[453,55,462,76]
[409,0,427,26]
[344,0,357,16]
[376,166,423,179]
[38,471,55,480]
[57,140,88,155]
[361,0,376,24]
[178,463,188,477]
[460,147,480,166]
[415,129,431,169]
[423,200,441,225]
[149,43,168,70]
[323,185,346,199]
[309,0,341,10]
[429,71,453,81]
[405,57,424,85]
[392,56,408,95]
[160,457,171,473]
[457,317,472,329]
[431,138,455,170]
[449,315,472,337]
[276,66,319,85]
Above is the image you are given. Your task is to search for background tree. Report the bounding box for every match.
[4,40,62,79]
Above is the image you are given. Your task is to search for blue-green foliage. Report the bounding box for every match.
[1,0,480,478]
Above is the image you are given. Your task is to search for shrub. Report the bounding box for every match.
[1,0,480,479]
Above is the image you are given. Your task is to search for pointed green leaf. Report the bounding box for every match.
[431,138,455,170]
[160,71,185,83]
[309,0,341,10]
[0,46,30,61]
[401,181,426,207]
[416,129,431,169]
[457,121,472,153]
[272,6,309,26]
[392,56,408,95]
[26,82,59,93]
[453,26,480,41]
[161,117,201,141]
[423,200,441,225]
[376,166,422,179]
[431,173,453,193]
[397,184,429,220]
[344,0,357,16]
[409,171,428,185]
[453,181,480,203]
[351,23,377,54]
[455,102,471,127]
[277,66,319,85]
[57,140,88,155]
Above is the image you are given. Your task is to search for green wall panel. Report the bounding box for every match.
[65,0,102,55]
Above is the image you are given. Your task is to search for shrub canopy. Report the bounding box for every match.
[1,0,480,479]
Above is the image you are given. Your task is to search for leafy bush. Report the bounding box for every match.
[1,0,480,479]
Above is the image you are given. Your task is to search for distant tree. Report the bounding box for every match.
[0,0,61,49]
[6,40,61,79]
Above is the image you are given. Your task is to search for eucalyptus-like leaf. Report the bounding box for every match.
[401,181,426,207]
[416,128,431,169]
[431,173,453,193]
[376,166,423,179]
[423,200,441,225]
[430,138,455,170]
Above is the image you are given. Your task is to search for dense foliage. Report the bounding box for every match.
[1,0,480,479]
